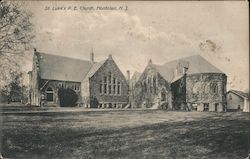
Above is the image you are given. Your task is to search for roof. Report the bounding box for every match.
[228,90,249,99]
[163,55,224,75]
[131,71,142,82]
[36,52,93,82]
[147,55,224,82]
[171,74,184,83]
[84,60,106,79]
[151,64,175,82]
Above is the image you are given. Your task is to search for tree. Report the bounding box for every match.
[0,1,34,89]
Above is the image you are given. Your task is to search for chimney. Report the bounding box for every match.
[108,54,112,59]
[127,70,131,97]
[90,48,94,63]
[127,70,130,81]
[183,67,188,75]
[148,59,152,65]
[175,68,178,77]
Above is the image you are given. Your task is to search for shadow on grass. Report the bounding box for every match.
[1,112,249,159]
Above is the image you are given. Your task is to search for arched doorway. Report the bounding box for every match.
[160,89,168,109]
[46,87,54,102]
[58,88,78,107]
[161,89,167,101]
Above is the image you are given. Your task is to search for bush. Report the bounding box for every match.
[58,88,78,107]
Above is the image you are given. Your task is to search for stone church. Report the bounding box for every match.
[132,55,227,112]
[28,49,129,108]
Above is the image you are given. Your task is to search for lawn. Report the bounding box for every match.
[0,106,249,159]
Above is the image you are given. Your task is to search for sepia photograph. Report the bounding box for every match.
[0,1,249,158]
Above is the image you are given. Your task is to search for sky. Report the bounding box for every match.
[22,1,249,91]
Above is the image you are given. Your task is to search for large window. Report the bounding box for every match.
[100,73,121,95]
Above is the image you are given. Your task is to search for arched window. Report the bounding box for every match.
[117,82,121,95]
[103,76,107,94]
[46,87,53,102]
[108,72,112,84]
[211,83,218,94]
[99,80,103,94]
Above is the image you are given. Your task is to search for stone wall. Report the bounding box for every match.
[171,75,186,110]
[40,80,81,106]
[226,92,244,110]
[186,73,227,112]
[87,57,129,108]
[132,65,171,109]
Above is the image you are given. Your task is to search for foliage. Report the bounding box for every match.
[58,88,79,107]
[0,71,28,103]
[0,1,34,89]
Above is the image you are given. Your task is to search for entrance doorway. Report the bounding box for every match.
[46,87,54,102]
[215,103,219,111]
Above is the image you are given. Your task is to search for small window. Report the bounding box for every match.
[117,82,121,95]
[100,83,103,94]
[211,83,218,94]
[192,104,198,111]
[113,85,116,95]
[203,103,209,111]
[238,105,241,110]
[229,94,232,100]
[108,72,112,84]
[108,85,112,94]
[104,84,107,94]
[104,76,107,83]
[113,77,116,84]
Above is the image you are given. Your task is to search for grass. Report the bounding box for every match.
[0,106,249,159]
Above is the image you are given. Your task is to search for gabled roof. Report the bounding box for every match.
[163,55,224,75]
[228,90,249,99]
[36,52,93,82]
[83,60,106,80]
[151,64,175,82]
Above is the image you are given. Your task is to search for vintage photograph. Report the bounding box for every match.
[0,1,249,158]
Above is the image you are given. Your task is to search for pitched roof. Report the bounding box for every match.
[228,90,249,99]
[163,55,224,75]
[147,55,224,82]
[151,64,175,82]
[36,52,93,82]
[84,60,106,79]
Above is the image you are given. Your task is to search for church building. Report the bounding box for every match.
[28,49,129,108]
[132,55,227,112]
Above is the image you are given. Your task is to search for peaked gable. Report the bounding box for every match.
[86,56,128,83]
